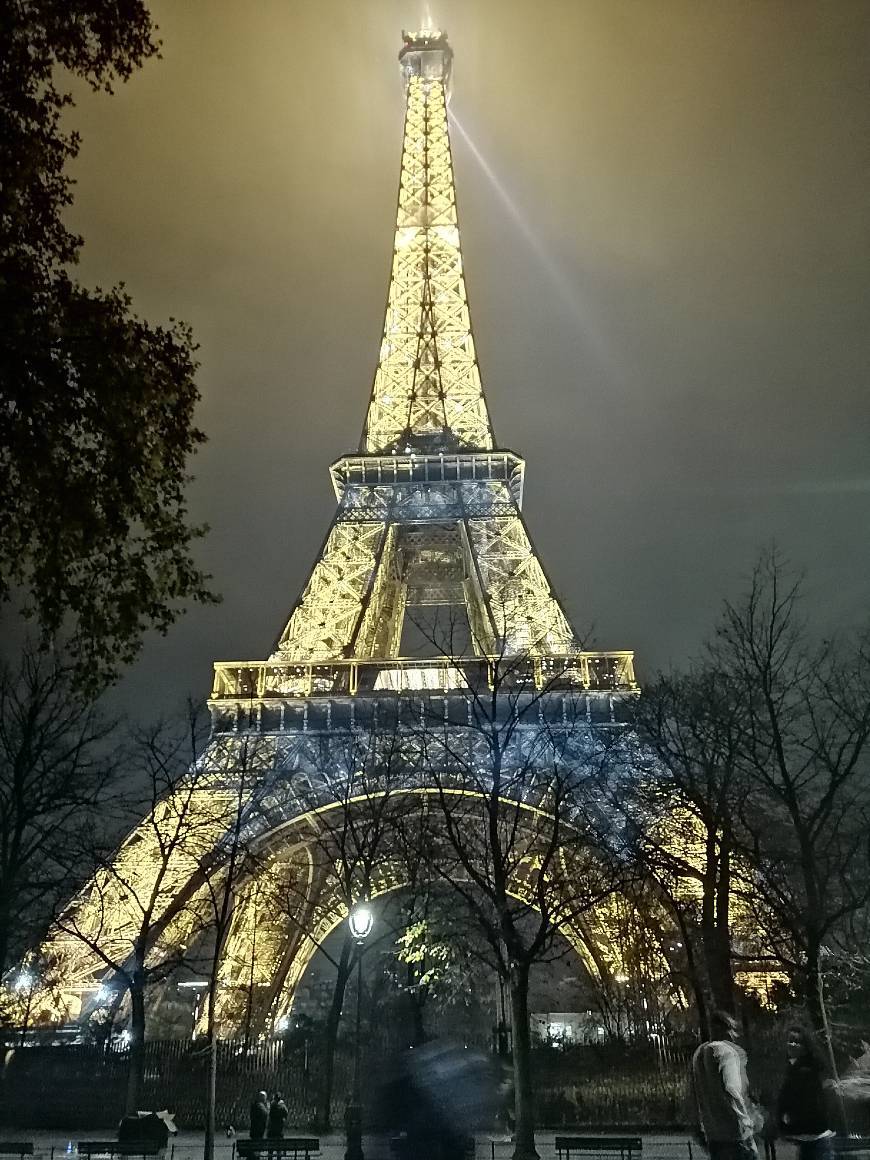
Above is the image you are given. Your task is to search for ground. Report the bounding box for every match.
[0,1132,800,1160]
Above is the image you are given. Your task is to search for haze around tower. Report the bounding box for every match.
[53,0,869,716]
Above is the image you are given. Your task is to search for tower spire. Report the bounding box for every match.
[362,30,493,454]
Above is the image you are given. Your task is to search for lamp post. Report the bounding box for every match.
[345,902,373,1160]
[15,970,35,1048]
[177,979,209,1039]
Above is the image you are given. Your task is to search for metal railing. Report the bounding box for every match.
[210,653,637,702]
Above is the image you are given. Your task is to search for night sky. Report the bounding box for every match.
[62,1,869,716]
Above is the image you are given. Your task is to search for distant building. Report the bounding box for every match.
[531,1011,605,1046]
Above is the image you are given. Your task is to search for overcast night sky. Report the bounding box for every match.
[60,0,869,716]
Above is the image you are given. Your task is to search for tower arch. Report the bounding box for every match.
[199,786,639,1038]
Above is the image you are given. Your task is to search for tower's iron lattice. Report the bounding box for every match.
[37,31,642,1036]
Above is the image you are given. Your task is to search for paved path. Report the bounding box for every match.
[0,1130,801,1160]
[0,1129,733,1160]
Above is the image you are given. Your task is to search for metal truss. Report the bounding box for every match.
[363,75,493,454]
[275,519,390,660]
[463,514,576,654]
[273,470,581,664]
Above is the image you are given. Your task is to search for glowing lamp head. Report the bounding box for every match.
[399,29,453,97]
[348,903,374,943]
[15,971,34,992]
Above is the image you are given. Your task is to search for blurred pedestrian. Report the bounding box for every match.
[377,1041,496,1158]
[692,1010,761,1160]
[249,1090,268,1140]
[777,1025,835,1160]
[267,1092,288,1139]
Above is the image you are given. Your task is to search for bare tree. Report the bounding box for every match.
[0,644,115,980]
[620,667,751,1029]
[714,552,870,1042]
[52,703,212,1111]
[413,644,628,1160]
[623,551,870,1052]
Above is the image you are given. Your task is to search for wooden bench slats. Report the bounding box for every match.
[236,1140,320,1149]
[77,1144,162,1158]
[555,1141,643,1160]
[235,1142,320,1159]
[0,1147,34,1158]
[554,1141,643,1150]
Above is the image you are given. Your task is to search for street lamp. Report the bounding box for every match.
[345,903,374,1160]
[15,970,36,1047]
[178,980,209,1039]
[348,904,374,943]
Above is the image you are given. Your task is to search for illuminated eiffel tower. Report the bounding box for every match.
[41,31,637,1035]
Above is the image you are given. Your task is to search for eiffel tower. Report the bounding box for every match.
[42,30,637,1036]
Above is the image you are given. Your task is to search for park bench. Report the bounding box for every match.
[555,1137,643,1160]
[77,1143,163,1159]
[0,1145,34,1159]
[234,1140,320,1160]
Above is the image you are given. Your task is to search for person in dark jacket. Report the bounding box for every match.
[249,1091,268,1140]
[777,1025,834,1160]
[266,1092,289,1140]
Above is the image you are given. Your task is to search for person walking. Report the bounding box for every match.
[266,1092,289,1140]
[692,1010,761,1160]
[777,1025,835,1160]
[249,1090,268,1141]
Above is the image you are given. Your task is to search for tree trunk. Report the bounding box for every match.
[676,911,709,1039]
[410,987,426,1047]
[710,837,734,1013]
[318,933,353,1131]
[802,937,826,1030]
[207,1035,218,1153]
[699,829,734,1016]
[407,956,427,1046]
[204,980,218,1160]
[509,961,539,1160]
[125,972,146,1114]
[0,891,12,983]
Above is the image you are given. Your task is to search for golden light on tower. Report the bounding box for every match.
[25,29,639,1036]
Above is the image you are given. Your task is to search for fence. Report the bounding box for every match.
[0,1038,690,1131]
[0,1038,328,1130]
[1,1037,867,1134]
